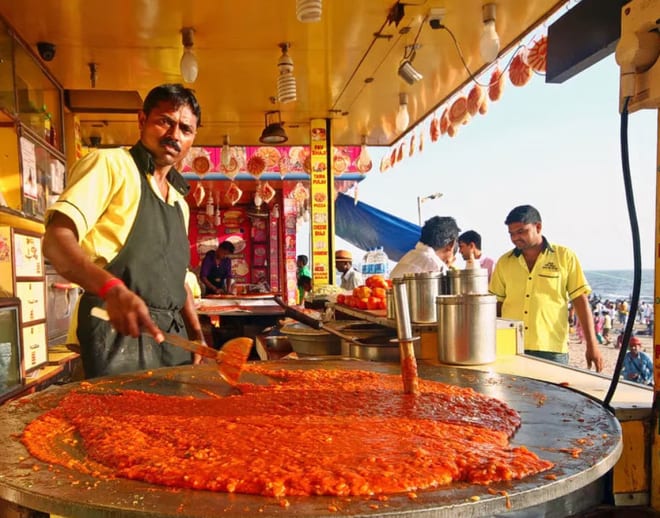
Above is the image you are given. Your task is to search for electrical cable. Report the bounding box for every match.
[602,95,643,411]
[439,24,521,89]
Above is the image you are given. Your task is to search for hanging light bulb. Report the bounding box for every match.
[296,0,322,23]
[357,135,372,173]
[205,193,214,217]
[214,206,221,227]
[479,4,500,63]
[395,92,410,132]
[277,42,297,104]
[180,28,199,83]
[221,135,231,168]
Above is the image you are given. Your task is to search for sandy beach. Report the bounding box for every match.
[567,320,653,376]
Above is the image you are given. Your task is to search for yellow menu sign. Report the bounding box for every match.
[309,119,333,286]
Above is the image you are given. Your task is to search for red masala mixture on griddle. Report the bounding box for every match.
[21,368,553,497]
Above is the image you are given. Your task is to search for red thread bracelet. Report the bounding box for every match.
[98,278,125,300]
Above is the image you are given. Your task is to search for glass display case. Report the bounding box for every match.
[0,297,24,403]
[13,42,63,153]
[0,18,65,222]
[0,19,15,119]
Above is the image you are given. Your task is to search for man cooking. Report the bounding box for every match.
[200,240,236,295]
[42,83,205,379]
[390,216,460,278]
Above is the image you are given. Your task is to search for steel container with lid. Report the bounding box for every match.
[446,267,489,295]
[436,293,496,365]
[385,287,395,319]
[403,271,443,323]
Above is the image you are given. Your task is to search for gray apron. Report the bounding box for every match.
[77,144,192,378]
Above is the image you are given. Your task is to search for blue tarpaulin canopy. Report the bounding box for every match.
[335,193,420,262]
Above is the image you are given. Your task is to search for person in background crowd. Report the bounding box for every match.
[296,254,312,304]
[489,204,604,371]
[645,303,654,335]
[621,335,654,385]
[617,299,629,328]
[336,250,363,290]
[42,84,205,379]
[601,310,612,345]
[390,216,461,278]
[593,311,604,345]
[638,301,647,323]
[200,240,236,295]
[457,230,495,279]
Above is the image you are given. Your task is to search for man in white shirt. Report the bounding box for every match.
[390,216,460,278]
[336,250,364,290]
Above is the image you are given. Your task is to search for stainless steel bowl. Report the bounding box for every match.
[280,323,341,356]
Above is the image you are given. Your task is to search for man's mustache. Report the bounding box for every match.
[160,138,181,152]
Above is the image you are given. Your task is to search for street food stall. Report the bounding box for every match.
[0,0,658,516]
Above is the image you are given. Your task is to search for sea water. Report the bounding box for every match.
[585,270,654,303]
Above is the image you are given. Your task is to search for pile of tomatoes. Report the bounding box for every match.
[336,275,391,310]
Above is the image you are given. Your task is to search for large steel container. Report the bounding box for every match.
[446,268,489,295]
[403,271,443,323]
[436,294,496,365]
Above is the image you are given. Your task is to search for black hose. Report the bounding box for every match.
[602,95,643,410]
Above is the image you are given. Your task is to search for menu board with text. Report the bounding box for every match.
[309,119,332,286]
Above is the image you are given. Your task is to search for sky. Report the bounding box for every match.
[334,53,658,272]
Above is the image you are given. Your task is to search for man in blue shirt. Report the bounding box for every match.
[622,336,653,386]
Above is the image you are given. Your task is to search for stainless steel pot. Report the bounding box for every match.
[403,271,443,323]
[446,268,489,295]
[436,293,496,365]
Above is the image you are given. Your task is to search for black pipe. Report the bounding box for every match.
[602,95,643,410]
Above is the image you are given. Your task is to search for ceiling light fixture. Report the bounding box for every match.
[395,92,410,132]
[479,4,500,63]
[296,0,322,23]
[398,45,423,85]
[277,43,297,104]
[259,110,288,144]
[221,135,231,168]
[180,27,199,83]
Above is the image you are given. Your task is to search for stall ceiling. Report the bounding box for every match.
[0,0,566,148]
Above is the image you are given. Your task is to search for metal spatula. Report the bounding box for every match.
[90,307,252,385]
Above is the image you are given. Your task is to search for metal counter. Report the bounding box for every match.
[0,360,622,517]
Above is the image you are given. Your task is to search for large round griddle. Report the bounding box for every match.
[0,360,621,517]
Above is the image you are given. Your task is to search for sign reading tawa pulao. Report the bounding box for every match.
[309,119,332,286]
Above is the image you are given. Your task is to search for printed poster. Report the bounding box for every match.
[20,137,37,200]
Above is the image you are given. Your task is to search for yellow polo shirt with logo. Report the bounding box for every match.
[44,147,190,343]
[488,239,591,353]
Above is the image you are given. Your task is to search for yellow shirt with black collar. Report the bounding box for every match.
[488,238,591,353]
[44,146,191,344]
[45,147,190,267]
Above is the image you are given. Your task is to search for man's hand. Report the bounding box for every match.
[585,346,604,373]
[104,283,164,343]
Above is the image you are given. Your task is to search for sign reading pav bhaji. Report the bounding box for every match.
[309,119,333,286]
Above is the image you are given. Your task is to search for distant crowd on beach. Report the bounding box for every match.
[568,295,655,385]
[569,296,654,347]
